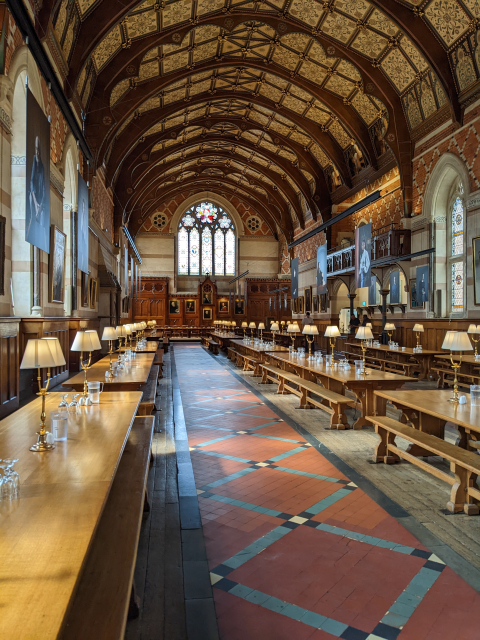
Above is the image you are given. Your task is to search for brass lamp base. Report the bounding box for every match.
[30,431,55,452]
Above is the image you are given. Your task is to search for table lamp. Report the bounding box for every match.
[102,326,118,379]
[270,322,279,346]
[413,323,424,348]
[71,330,101,406]
[355,326,374,375]
[366,322,373,330]
[124,324,133,348]
[324,325,341,358]
[287,321,300,350]
[20,338,66,451]
[281,321,285,333]
[116,325,127,354]
[467,324,480,356]
[258,322,265,341]
[249,322,256,337]
[441,331,473,403]
[304,324,319,358]
[241,321,248,337]
[231,321,236,335]
[384,322,395,343]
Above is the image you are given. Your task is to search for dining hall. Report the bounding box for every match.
[1,1,480,638]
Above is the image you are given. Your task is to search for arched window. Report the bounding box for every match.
[178,202,236,276]
[448,193,465,314]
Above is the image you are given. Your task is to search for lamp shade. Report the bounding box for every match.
[41,337,66,367]
[289,322,300,333]
[413,324,424,332]
[249,322,256,328]
[102,326,117,341]
[441,331,457,350]
[20,339,57,369]
[384,323,396,331]
[116,325,126,337]
[231,322,236,327]
[325,325,341,338]
[356,327,374,340]
[309,325,319,336]
[85,330,102,350]
[241,322,248,328]
[366,322,373,329]
[124,325,132,335]
[258,323,265,330]
[71,330,101,353]
[449,331,474,352]
[270,322,279,331]
[302,325,311,335]
[281,321,285,325]
[467,324,480,334]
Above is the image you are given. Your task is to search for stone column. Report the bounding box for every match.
[0,75,13,316]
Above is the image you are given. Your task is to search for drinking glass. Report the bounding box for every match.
[326,354,333,366]
[51,411,68,441]
[87,381,104,404]
[470,385,480,406]
[2,459,19,500]
[355,360,363,374]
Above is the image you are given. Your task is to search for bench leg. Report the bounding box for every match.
[329,403,350,430]
[447,463,475,514]
[128,582,141,620]
[373,427,400,463]
[276,376,290,394]
[253,363,261,377]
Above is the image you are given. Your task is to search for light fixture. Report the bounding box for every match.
[304,324,319,358]
[412,323,424,348]
[101,326,118,379]
[241,321,248,337]
[258,322,265,341]
[384,322,396,343]
[249,321,256,337]
[116,325,127,357]
[20,338,66,452]
[124,324,133,348]
[441,331,473,403]
[287,321,300,350]
[270,322,279,346]
[366,322,373,329]
[355,326,374,375]
[467,324,480,356]
[71,330,101,406]
[324,325,341,358]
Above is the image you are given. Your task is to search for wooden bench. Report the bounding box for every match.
[59,416,155,639]
[431,366,480,390]
[153,349,164,379]
[138,365,159,416]
[227,347,237,361]
[260,363,353,430]
[345,350,419,377]
[367,415,480,515]
[237,353,261,375]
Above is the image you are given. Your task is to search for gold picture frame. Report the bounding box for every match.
[81,271,89,308]
[169,299,180,314]
[298,295,304,314]
[203,307,212,320]
[89,277,98,309]
[185,299,196,313]
[49,225,66,303]
[218,299,229,313]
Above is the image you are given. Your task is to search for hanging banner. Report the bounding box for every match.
[269,296,271,311]
[26,88,50,253]
[390,270,400,304]
[130,256,134,298]
[138,269,142,303]
[77,172,89,274]
[316,244,327,295]
[368,275,377,306]
[284,292,287,310]
[416,265,429,303]
[291,257,299,299]
[244,279,248,310]
[124,246,128,296]
[355,223,372,289]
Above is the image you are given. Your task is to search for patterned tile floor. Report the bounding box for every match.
[174,345,480,640]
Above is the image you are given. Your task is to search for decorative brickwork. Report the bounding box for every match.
[91,172,114,243]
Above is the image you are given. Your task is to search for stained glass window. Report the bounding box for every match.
[451,196,464,257]
[177,201,236,276]
[451,262,464,312]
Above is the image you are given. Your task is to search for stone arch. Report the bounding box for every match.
[60,133,79,315]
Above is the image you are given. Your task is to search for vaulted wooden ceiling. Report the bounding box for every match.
[30,0,480,242]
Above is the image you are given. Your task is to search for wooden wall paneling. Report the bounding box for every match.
[0,319,20,419]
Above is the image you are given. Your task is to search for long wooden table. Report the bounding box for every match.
[345,342,442,380]
[116,340,159,353]
[434,354,480,381]
[230,339,289,358]
[64,352,155,392]
[0,391,143,639]
[268,352,415,429]
[373,388,480,451]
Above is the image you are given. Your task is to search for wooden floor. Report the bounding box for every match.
[222,353,480,576]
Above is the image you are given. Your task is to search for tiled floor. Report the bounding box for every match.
[174,345,480,640]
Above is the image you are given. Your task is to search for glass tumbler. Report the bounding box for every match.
[51,411,68,441]
[470,385,480,406]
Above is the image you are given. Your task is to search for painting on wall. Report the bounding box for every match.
[298,295,304,314]
[49,226,66,303]
[291,257,298,299]
[203,308,212,320]
[416,265,429,304]
[77,172,89,274]
[355,223,371,289]
[0,215,4,296]
[390,270,400,304]
[169,300,180,314]
[473,237,480,305]
[316,244,327,295]
[186,300,196,313]
[202,292,212,304]
[305,287,312,313]
[313,295,318,313]
[26,88,50,254]
[409,279,424,309]
[320,294,328,313]
[89,277,98,309]
[81,271,89,307]
[368,275,377,306]
[234,299,244,314]
[218,300,229,313]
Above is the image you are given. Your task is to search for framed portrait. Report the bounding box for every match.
[0,215,6,296]
[291,257,299,299]
[355,223,372,290]
[25,88,50,254]
[298,295,304,314]
[81,271,89,307]
[416,265,429,304]
[305,286,312,313]
[316,244,327,295]
[389,270,400,304]
[203,308,212,320]
[89,277,98,309]
[77,172,89,275]
[185,299,196,313]
[169,299,180,314]
[202,292,212,304]
[473,237,480,305]
[218,299,229,313]
[313,295,319,313]
[320,293,328,313]
[234,300,244,314]
[409,278,424,309]
[49,226,66,303]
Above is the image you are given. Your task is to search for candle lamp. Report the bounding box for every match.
[20,338,66,451]
[441,331,473,403]
[467,324,480,356]
[71,330,101,406]
[102,326,118,379]
[412,323,424,348]
[355,326,374,375]
[324,325,341,358]
[287,322,300,350]
[384,322,396,343]
[258,322,265,341]
[303,324,319,358]
[249,322,256,337]
[124,324,133,348]
[116,325,127,357]
[241,321,248,337]
[270,322,279,346]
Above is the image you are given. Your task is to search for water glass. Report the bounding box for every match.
[470,385,480,406]
[87,381,104,404]
[355,360,363,374]
[51,411,68,441]
[2,459,19,500]
[326,354,333,367]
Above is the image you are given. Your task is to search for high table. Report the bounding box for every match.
[0,391,143,639]
[345,342,442,380]
[64,352,155,392]
[373,388,480,451]
[267,352,415,429]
